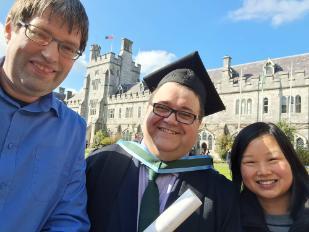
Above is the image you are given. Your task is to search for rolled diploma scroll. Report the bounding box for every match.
[144,189,202,232]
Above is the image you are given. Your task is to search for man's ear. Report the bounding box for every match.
[4,16,13,42]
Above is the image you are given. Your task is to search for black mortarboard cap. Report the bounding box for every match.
[143,51,225,116]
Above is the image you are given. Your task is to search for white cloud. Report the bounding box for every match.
[229,0,309,26]
[135,50,176,77]
[0,22,7,56]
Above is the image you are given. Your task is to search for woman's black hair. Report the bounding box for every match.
[230,122,309,218]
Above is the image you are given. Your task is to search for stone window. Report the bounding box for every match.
[90,109,96,115]
[118,108,122,118]
[207,135,213,150]
[235,99,240,115]
[117,125,122,134]
[138,106,142,118]
[263,97,269,114]
[202,132,207,140]
[92,79,100,90]
[137,125,142,133]
[287,96,294,113]
[264,60,275,76]
[281,96,287,113]
[105,70,109,78]
[130,107,133,118]
[241,99,246,115]
[89,99,98,108]
[125,108,129,118]
[108,109,115,119]
[295,95,301,113]
[125,107,133,118]
[247,99,252,115]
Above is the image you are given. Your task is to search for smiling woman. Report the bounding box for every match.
[230,122,309,232]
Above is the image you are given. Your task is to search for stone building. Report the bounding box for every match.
[65,39,309,158]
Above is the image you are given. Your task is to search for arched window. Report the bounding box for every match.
[247,99,252,115]
[281,96,287,113]
[235,99,240,115]
[264,59,275,76]
[117,125,122,134]
[287,96,294,113]
[118,108,122,118]
[241,99,246,115]
[296,138,304,149]
[295,95,301,113]
[208,135,213,150]
[265,66,274,76]
[137,125,142,133]
[263,97,268,113]
[202,132,207,140]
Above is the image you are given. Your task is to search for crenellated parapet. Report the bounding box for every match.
[108,90,150,104]
[88,52,122,68]
[131,62,142,73]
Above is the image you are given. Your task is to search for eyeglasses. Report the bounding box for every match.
[151,103,201,125]
[18,21,82,60]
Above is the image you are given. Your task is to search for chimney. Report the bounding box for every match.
[59,87,65,94]
[66,91,73,100]
[223,56,231,70]
[222,55,232,79]
[120,38,132,54]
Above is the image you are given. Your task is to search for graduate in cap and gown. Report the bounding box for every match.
[86,51,241,232]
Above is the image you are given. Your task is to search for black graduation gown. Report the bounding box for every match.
[86,144,241,232]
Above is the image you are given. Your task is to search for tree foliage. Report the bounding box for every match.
[296,147,309,166]
[92,130,119,149]
[215,133,233,160]
[276,120,296,145]
[276,120,308,166]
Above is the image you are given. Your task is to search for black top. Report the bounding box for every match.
[240,189,309,232]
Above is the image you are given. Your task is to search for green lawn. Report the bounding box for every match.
[214,162,231,180]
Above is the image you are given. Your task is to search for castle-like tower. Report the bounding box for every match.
[66,38,141,144]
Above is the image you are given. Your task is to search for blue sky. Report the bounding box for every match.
[1,0,309,92]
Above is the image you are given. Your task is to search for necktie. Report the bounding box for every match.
[138,168,159,232]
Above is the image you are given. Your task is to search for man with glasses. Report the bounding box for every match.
[86,52,241,231]
[0,0,89,231]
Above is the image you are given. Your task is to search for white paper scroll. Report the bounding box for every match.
[144,189,202,232]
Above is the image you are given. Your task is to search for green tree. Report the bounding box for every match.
[92,130,114,149]
[276,120,308,166]
[276,120,296,144]
[296,147,309,166]
[215,133,233,160]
